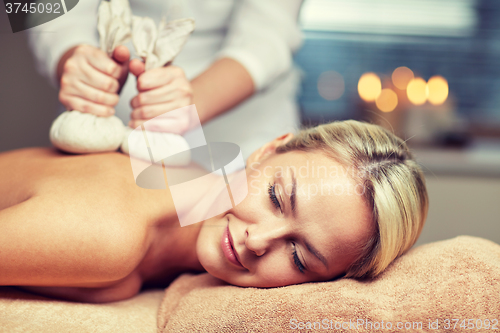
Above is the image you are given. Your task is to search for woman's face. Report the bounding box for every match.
[196,136,373,287]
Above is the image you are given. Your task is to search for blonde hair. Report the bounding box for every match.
[276,120,428,278]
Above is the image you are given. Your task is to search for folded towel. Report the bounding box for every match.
[0,288,164,333]
[157,236,500,332]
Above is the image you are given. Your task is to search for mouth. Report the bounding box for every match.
[221,223,244,268]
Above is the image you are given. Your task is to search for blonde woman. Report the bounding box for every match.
[0,120,428,303]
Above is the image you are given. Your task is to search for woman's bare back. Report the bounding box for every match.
[0,148,200,302]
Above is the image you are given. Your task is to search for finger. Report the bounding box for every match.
[130,84,179,108]
[130,101,183,120]
[129,59,145,77]
[112,45,130,64]
[112,45,130,86]
[70,80,119,106]
[117,61,130,93]
[129,115,189,134]
[137,66,179,91]
[80,61,120,92]
[84,47,122,79]
[59,93,115,117]
[128,119,146,129]
[116,59,130,93]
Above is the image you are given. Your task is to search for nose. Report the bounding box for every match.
[245,219,289,257]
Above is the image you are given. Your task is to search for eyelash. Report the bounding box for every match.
[292,243,306,273]
[267,183,281,211]
[268,183,305,273]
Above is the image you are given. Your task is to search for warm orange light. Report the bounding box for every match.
[392,66,414,90]
[317,71,345,101]
[407,78,427,105]
[358,73,382,102]
[427,76,449,105]
[375,89,398,112]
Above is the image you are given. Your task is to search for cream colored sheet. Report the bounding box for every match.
[0,287,163,333]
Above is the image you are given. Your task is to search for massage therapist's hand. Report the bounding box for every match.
[57,45,130,117]
[128,59,194,134]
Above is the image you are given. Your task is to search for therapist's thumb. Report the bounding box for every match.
[111,45,130,92]
[129,59,146,77]
[112,45,130,64]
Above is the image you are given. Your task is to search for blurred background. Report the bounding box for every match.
[0,0,499,246]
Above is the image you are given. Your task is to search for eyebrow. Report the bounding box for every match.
[305,240,329,269]
[289,170,328,270]
[290,170,297,218]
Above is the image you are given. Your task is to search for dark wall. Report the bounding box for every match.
[0,10,58,153]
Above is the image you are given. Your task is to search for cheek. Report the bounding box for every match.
[196,218,224,272]
[247,165,271,196]
[212,253,306,288]
[249,257,306,288]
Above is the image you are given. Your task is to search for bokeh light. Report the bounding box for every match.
[358,72,382,102]
[407,78,428,105]
[375,88,398,112]
[317,71,345,101]
[427,76,449,105]
[392,66,414,90]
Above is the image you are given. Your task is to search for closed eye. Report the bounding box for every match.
[268,183,281,212]
[268,182,305,273]
[292,242,305,273]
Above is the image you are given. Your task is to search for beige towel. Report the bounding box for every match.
[0,287,164,333]
[157,236,500,332]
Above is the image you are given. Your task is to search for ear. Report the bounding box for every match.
[246,133,294,166]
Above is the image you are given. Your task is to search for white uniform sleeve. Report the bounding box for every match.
[216,0,303,91]
[27,0,101,87]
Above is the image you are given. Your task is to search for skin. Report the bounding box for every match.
[57,45,254,133]
[57,45,130,116]
[197,134,374,287]
[0,147,205,303]
[0,135,373,302]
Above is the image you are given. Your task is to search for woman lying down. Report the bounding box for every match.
[0,120,428,303]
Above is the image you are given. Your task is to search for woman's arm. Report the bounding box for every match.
[190,58,254,124]
[128,0,303,130]
[0,194,145,288]
[215,0,303,90]
[128,57,254,130]
[17,272,143,303]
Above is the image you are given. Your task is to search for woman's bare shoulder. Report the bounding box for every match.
[0,147,65,164]
[0,193,149,288]
[0,147,141,209]
[0,147,132,170]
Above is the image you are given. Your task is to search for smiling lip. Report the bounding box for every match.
[221,224,244,268]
